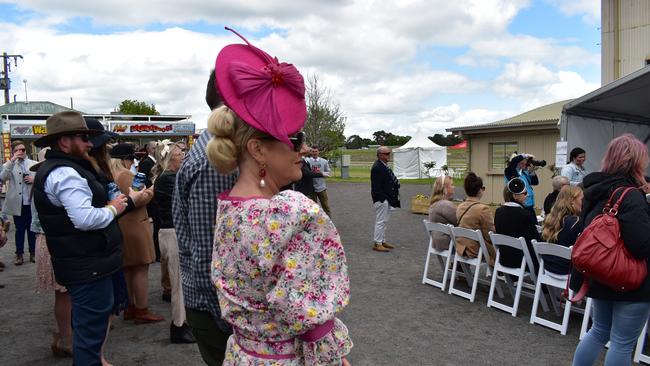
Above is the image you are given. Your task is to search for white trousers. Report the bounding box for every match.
[159,228,186,326]
[373,201,390,243]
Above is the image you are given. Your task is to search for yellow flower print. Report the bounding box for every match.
[275,289,285,298]
[251,243,259,255]
[265,252,273,260]
[329,264,338,272]
[292,322,303,332]
[226,217,234,227]
[264,323,277,332]
[268,221,280,231]
[286,258,297,270]
[306,307,318,318]
[317,217,325,225]
[261,238,270,247]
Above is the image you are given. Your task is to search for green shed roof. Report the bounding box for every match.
[0,101,81,115]
[448,99,573,133]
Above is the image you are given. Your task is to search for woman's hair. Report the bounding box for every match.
[109,158,129,179]
[429,176,452,205]
[151,140,183,183]
[11,140,25,150]
[569,147,585,163]
[206,105,267,173]
[464,172,483,197]
[601,133,649,186]
[542,185,583,243]
[502,185,515,203]
[88,144,113,181]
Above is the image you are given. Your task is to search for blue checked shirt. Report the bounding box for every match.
[173,130,237,328]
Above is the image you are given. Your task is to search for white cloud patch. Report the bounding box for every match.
[546,0,601,25]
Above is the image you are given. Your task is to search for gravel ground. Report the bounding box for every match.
[0,182,588,365]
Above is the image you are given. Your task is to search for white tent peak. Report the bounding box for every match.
[395,129,444,150]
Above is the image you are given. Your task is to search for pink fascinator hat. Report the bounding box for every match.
[215,27,307,149]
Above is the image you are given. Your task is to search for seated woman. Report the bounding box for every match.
[427,175,457,251]
[494,178,541,273]
[541,185,584,275]
[455,172,496,264]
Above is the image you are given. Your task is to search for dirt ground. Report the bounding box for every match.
[0,182,592,365]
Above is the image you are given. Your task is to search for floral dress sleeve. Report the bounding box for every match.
[265,191,353,365]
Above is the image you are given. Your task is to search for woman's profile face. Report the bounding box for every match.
[572,191,584,214]
[263,140,303,188]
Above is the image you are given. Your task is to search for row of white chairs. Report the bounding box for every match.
[421,219,650,362]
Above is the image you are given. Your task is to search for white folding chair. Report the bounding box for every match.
[487,233,548,316]
[580,297,593,340]
[634,319,650,364]
[421,220,455,291]
[530,241,573,334]
[448,227,502,302]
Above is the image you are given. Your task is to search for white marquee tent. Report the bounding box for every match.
[393,131,447,179]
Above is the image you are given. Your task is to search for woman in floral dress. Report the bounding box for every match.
[208,28,352,365]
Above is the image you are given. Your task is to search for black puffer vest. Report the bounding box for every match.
[33,150,122,286]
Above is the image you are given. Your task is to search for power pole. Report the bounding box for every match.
[1,52,24,105]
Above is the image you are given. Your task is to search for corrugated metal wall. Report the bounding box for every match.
[602,0,650,85]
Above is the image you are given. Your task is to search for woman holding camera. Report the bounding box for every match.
[504,153,540,219]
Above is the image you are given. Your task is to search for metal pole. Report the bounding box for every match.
[2,52,9,104]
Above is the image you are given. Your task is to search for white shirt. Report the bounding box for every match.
[44,167,115,231]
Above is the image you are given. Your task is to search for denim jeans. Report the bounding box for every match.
[67,276,114,366]
[572,299,650,366]
[13,204,36,255]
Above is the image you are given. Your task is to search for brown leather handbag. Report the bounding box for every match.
[568,186,648,302]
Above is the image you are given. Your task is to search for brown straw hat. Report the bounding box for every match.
[34,111,102,148]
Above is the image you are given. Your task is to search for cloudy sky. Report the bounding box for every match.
[0,0,600,138]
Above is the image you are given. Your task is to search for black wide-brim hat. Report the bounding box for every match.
[110,143,136,160]
[85,118,119,149]
[34,111,103,148]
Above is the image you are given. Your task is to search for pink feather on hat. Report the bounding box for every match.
[215,27,307,149]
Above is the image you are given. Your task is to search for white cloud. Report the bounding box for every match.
[546,0,601,25]
[494,61,599,109]
[0,0,600,138]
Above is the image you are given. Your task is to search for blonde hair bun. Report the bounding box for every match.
[207,106,238,173]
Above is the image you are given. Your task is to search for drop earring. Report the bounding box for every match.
[259,163,267,188]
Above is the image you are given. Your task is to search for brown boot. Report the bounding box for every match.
[123,304,136,321]
[373,243,390,252]
[133,307,165,324]
[381,242,395,249]
[14,254,23,265]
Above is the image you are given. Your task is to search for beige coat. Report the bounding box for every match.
[114,170,155,267]
[0,158,37,216]
[427,199,457,251]
[455,197,496,264]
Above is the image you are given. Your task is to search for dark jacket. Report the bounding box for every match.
[543,190,559,215]
[138,155,155,188]
[152,170,176,229]
[543,215,583,275]
[569,172,650,301]
[494,203,540,273]
[370,160,400,208]
[294,158,322,197]
[33,150,123,286]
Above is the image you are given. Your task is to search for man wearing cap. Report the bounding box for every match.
[172,69,237,365]
[32,111,129,365]
[371,146,401,252]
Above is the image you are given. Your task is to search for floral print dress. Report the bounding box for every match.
[212,190,352,366]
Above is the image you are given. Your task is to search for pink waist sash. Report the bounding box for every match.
[234,320,335,360]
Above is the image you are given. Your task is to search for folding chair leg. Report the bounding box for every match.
[634,321,649,363]
[468,256,482,303]
[560,290,573,335]
[580,298,593,340]
[440,253,453,292]
[511,275,525,317]
[459,262,473,288]
[529,274,543,325]
[421,246,433,285]
[448,257,459,295]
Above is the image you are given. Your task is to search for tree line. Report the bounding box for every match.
[344,132,462,149]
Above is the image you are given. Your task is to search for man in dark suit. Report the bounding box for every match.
[294,144,325,200]
[370,146,400,252]
[138,142,157,187]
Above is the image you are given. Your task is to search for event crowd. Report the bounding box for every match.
[0,27,649,366]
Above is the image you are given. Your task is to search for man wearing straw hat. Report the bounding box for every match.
[32,111,129,365]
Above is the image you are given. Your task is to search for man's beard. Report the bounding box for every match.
[70,144,89,158]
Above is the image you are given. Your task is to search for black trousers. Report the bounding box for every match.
[186,309,231,365]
